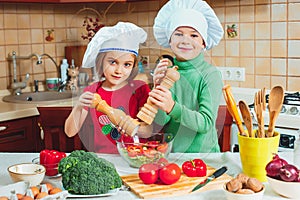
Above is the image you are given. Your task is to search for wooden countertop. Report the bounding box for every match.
[0,89,76,122]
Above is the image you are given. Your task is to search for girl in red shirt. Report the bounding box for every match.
[65,22,152,153]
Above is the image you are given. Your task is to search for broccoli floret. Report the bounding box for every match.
[58,150,122,195]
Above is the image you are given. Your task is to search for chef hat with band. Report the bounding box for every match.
[153,0,223,50]
[82,22,147,68]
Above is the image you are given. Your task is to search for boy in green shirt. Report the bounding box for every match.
[149,0,224,153]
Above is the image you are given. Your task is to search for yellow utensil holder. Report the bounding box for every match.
[238,130,280,182]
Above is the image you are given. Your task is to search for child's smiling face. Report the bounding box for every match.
[169,26,205,61]
[102,51,135,90]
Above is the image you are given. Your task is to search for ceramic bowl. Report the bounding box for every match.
[7,163,45,186]
[267,176,300,199]
[116,133,173,168]
[223,183,265,200]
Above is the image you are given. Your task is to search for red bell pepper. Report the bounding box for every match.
[40,149,66,176]
[182,158,207,177]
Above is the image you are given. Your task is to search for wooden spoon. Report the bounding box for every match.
[267,86,284,137]
[238,100,253,137]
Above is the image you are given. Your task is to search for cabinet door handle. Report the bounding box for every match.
[38,123,44,140]
[0,126,7,131]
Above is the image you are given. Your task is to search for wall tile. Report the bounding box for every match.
[288,22,300,39]
[241,58,255,74]
[240,23,254,39]
[271,76,286,89]
[288,59,300,76]
[288,77,300,91]
[272,22,286,39]
[0,62,7,77]
[288,40,300,58]
[4,30,18,45]
[31,29,44,44]
[225,6,239,22]
[271,58,286,75]
[17,14,30,29]
[225,57,240,66]
[255,75,270,89]
[43,14,55,28]
[240,6,254,22]
[226,40,239,56]
[256,40,270,57]
[256,22,271,39]
[30,14,43,29]
[54,14,66,28]
[240,40,255,57]
[0,14,3,29]
[240,74,255,88]
[271,40,287,57]
[288,3,300,20]
[240,0,255,5]
[255,5,270,22]
[212,40,225,56]
[271,3,286,21]
[256,58,271,75]
[18,30,31,45]
[0,30,4,45]
[4,14,17,29]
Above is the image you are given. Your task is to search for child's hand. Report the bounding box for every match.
[153,58,169,87]
[149,85,175,114]
[77,91,94,108]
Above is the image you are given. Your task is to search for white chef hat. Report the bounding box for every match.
[82,22,147,68]
[153,0,223,50]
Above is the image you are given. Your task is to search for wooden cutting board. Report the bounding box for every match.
[121,165,232,199]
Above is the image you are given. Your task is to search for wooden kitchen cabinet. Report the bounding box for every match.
[0,0,139,3]
[216,105,233,152]
[37,107,92,152]
[0,116,42,152]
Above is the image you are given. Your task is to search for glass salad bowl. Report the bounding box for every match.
[116,133,174,168]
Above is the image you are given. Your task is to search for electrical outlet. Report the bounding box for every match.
[217,67,245,82]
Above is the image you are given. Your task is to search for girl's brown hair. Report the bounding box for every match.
[95,52,139,81]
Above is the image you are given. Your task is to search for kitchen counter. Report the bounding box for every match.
[0,90,77,122]
[0,152,294,199]
[0,86,251,122]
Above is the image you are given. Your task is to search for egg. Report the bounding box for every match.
[20,196,34,200]
[35,192,48,199]
[49,187,62,195]
[30,186,40,197]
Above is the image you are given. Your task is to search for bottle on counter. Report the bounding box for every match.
[60,59,69,82]
[293,130,300,168]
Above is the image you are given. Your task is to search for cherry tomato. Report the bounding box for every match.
[127,146,143,157]
[157,143,168,153]
[182,158,207,177]
[159,163,181,185]
[139,163,159,184]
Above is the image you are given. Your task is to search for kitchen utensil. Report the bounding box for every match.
[222,85,247,137]
[137,66,180,125]
[238,100,253,137]
[254,88,266,138]
[121,165,232,199]
[191,166,228,192]
[267,85,284,137]
[92,93,140,136]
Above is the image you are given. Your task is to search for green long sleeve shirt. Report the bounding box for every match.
[155,53,223,153]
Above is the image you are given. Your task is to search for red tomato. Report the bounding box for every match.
[159,163,181,185]
[138,163,159,184]
[182,158,207,177]
[157,143,168,153]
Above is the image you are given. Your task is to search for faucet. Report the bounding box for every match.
[40,53,66,92]
[7,51,42,95]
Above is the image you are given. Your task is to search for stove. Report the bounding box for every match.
[228,88,300,152]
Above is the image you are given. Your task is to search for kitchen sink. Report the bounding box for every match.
[2,91,76,104]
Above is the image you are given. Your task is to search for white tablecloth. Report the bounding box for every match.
[0,152,294,199]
